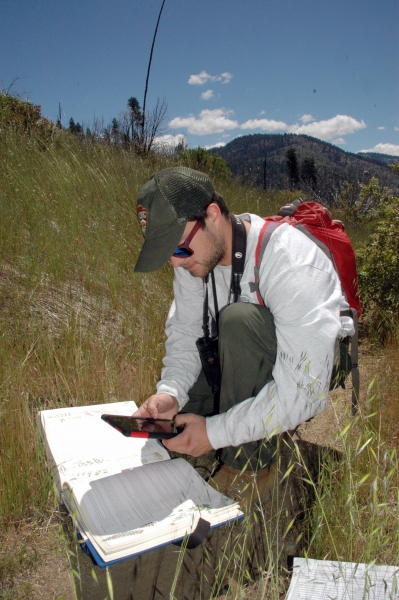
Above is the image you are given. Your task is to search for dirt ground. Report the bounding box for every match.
[0,508,74,600]
[0,346,374,600]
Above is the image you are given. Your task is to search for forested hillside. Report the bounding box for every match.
[356,151,398,165]
[213,134,398,204]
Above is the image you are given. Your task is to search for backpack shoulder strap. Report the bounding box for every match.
[339,308,359,412]
[276,198,302,216]
[249,200,303,304]
[249,220,281,305]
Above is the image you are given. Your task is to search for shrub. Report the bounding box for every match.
[357,187,399,341]
[0,90,57,151]
[179,147,231,180]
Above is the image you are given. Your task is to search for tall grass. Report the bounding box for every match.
[0,130,289,525]
[2,128,397,599]
[0,131,172,523]
[303,347,399,568]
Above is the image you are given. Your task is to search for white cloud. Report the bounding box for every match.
[188,71,214,85]
[169,109,366,142]
[240,118,287,132]
[201,89,214,100]
[204,142,226,149]
[153,134,186,152]
[169,109,238,135]
[220,72,233,84]
[378,126,386,130]
[188,71,233,85]
[289,114,366,140]
[358,143,399,156]
[300,114,315,124]
[395,127,399,132]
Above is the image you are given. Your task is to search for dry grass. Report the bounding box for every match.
[0,130,294,598]
[1,128,398,599]
[0,509,73,600]
[298,340,399,568]
[370,339,399,446]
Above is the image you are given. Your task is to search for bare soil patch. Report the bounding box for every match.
[0,508,73,600]
[295,341,375,449]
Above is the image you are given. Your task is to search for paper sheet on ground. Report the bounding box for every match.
[286,557,399,600]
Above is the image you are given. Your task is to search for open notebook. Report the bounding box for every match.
[37,401,243,566]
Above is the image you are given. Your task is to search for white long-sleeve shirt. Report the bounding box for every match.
[157,213,354,450]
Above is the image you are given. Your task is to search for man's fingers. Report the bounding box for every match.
[173,413,194,427]
[133,404,158,419]
[134,394,177,421]
[163,433,192,454]
[163,414,212,457]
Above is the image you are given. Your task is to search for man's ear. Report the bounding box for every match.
[205,202,222,226]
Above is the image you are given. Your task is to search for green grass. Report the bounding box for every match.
[0,129,290,526]
[1,127,397,599]
[0,131,174,524]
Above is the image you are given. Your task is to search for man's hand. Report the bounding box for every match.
[133,393,178,421]
[162,413,213,457]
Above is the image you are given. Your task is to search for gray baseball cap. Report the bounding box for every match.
[134,167,215,272]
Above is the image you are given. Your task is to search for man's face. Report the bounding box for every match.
[169,220,226,279]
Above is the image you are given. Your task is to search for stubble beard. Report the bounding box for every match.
[187,228,227,279]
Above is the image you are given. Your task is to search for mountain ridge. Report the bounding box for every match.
[212,134,398,202]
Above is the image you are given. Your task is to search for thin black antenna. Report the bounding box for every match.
[141,0,166,146]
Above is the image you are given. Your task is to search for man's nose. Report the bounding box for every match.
[169,255,186,268]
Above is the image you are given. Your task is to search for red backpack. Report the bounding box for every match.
[250,199,361,411]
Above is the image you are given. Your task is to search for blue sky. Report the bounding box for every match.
[1,0,398,155]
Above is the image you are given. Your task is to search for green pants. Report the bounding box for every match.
[183,302,277,471]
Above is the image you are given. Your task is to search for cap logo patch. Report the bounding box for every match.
[136,205,147,236]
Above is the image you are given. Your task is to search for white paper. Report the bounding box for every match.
[65,458,241,558]
[286,557,399,600]
[39,402,243,562]
[37,401,170,491]
[71,457,237,537]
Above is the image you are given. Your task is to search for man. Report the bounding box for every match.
[133,166,354,504]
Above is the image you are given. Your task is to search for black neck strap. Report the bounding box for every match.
[202,214,247,341]
[230,214,247,302]
[202,271,219,338]
[202,276,210,338]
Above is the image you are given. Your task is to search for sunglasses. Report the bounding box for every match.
[172,221,202,258]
